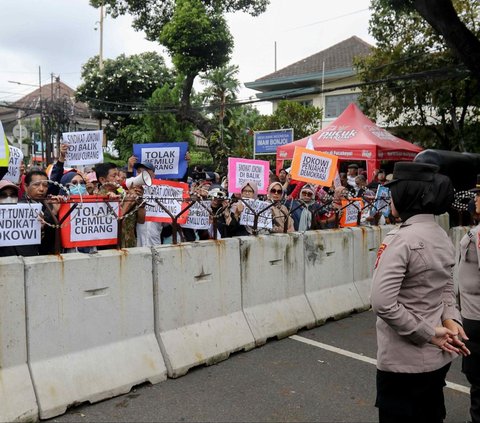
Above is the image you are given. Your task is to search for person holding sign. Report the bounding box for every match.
[267,182,294,233]
[229,181,260,237]
[371,162,468,423]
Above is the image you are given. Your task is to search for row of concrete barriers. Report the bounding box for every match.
[0,219,464,422]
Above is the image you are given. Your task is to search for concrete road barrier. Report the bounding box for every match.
[152,239,255,378]
[304,229,362,323]
[24,249,166,419]
[240,233,315,345]
[0,256,38,423]
[350,226,383,308]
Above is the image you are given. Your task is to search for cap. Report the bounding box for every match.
[347,163,359,169]
[208,187,227,200]
[385,162,439,187]
[133,162,155,172]
[0,180,19,192]
[469,174,480,193]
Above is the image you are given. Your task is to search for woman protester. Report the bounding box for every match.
[371,162,469,423]
[229,181,260,236]
[457,174,480,423]
[267,181,294,233]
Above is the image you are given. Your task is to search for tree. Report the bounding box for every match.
[254,100,323,140]
[75,52,174,138]
[356,0,480,151]
[114,80,195,161]
[89,0,269,143]
[385,0,480,81]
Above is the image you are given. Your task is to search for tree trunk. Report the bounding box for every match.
[413,0,480,81]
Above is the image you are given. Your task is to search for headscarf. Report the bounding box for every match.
[267,181,283,201]
[60,170,79,186]
[389,173,453,221]
[241,181,258,199]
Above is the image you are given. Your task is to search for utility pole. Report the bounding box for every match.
[99,2,104,71]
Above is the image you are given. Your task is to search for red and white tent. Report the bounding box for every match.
[276,103,423,181]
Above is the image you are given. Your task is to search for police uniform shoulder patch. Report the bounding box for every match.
[375,243,387,269]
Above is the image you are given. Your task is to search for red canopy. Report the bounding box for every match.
[276,103,423,181]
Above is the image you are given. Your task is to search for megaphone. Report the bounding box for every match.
[124,170,153,189]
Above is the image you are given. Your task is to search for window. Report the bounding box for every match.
[325,93,360,118]
[297,99,313,107]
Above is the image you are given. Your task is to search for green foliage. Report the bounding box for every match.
[356,0,480,151]
[189,150,214,169]
[76,52,174,138]
[254,100,323,140]
[90,0,269,41]
[159,0,233,75]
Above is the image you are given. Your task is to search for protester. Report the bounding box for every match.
[346,163,359,190]
[370,162,469,423]
[285,184,324,231]
[208,187,232,239]
[267,181,294,233]
[457,174,480,423]
[229,181,260,236]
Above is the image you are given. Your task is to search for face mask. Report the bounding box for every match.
[0,196,18,204]
[69,184,87,195]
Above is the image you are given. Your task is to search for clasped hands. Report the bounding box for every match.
[431,318,470,356]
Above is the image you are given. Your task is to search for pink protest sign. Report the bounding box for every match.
[228,157,270,194]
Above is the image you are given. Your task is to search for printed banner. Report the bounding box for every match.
[58,196,120,247]
[2,146,23,183]
[133,142,188,179]
[291,147,338,187]
[239,199,273,230]
[372,185,391,217]
[228,157,270,195]
[144,180,190,223]
[63,130,104,165]
[0,120,10,167]
[339,198,363,227]
[0,203,42,246]
[181,201,211,230]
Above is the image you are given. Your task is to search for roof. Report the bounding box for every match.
[245,36,373,94]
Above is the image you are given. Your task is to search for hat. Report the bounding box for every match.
[0,180,19,192]
[133,162,155,172]
[347,163,359,169]
[385,162,439,187]
[469,174,480,193]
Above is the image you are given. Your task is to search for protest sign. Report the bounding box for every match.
[0,120,10,167]
[63,130,104,166]
[339,198,363,227]
[0,204,42,246]
[58,196,120,247]
[291,147,338,187]
[239,199,273,230]
[133,142,188,179]
[181,201,211,230]
[2,146,24,183]
[228,157,270,195]
[372,185,391,217]
[144,180,190,223]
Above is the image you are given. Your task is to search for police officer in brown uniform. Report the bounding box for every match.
[371,162,470,423]
[458,175,480,423]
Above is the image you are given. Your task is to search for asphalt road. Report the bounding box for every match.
[47,310,471,423]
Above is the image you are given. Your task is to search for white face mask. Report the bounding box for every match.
[0,196,18,204]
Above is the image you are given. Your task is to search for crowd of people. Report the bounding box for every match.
[0,147,399,257]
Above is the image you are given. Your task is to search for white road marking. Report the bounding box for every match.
[290,334,470,394]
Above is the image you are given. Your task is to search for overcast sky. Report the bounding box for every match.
[0,0,374,114]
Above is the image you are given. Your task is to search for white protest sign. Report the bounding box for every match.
[239,199,273,230]
[227,158,270,194]
[0,204,42,246]
[2,146,24,183]
[181,201,211,229]
[70,203,119,242]
[141,147,179,174]
[63,130,104,165]
[144,183,185,221]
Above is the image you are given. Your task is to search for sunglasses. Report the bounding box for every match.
[301,191,314,197]
[270,189,283,194]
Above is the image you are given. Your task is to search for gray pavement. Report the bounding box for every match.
[48,310,471,423]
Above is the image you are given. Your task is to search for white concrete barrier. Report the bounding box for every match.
[24,249,166,419]
[0,256,38,423]
[152,239,255,378]
[240,233,315,345]
[435,212,450,235]
[350,226,383,308]
[304,229,362,323]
